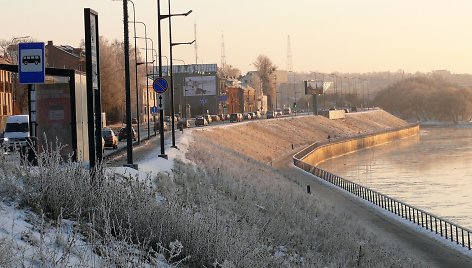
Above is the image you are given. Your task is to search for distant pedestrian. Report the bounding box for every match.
[327,135,331,142]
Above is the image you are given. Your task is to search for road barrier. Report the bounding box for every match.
[293,124,472,250]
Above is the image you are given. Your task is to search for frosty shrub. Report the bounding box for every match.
[0,139,188,267]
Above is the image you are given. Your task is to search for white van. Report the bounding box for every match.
[3,115,30,150]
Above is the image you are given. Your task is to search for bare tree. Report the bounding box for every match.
[253,55,277,109]
[98,37,144,124]
[218,64,241,79]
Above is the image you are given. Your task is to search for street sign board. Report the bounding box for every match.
[153,77,168,94]
[151,106,158,114]
[157,95,165,110]
[18,42,45,84]
[218,95,227,102]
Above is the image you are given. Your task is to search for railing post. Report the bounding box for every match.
[409,207,411,221]
[421,211,424,228]
[456,226,459,244]
[468,232,470,250]
[425,212,428,230]
[430,215,433,232]
[440,220,443,237]
[435,217,438,234]
[451,224,453,242]
[445,222,448,239]
[462,229,464,247]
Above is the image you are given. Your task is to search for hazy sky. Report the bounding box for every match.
[4,0,472,74]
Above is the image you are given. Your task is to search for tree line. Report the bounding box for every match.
[373,76,472,123]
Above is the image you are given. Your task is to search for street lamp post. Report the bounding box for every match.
[122,0,134,167]
[126,0,142,144]
[173,58,186,117]
[169,40,194,148]
[140,46,158,137]
[164,1,193,148]
[156,0,167,159]
[133,23,152,140]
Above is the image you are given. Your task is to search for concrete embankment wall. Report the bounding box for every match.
[301,124,419,166]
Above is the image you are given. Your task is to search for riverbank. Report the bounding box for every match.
[183,109,471,266]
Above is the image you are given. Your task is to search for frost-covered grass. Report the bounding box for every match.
[0,111,427,267]
[0,143,187,267]
[165,134,427,267]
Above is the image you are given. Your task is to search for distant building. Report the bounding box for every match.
[0,56,14,127]
[45,41,85,71]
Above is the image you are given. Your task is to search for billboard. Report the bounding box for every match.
[36,83,73,158]
[184,76,217,96]
[304,80,333,95]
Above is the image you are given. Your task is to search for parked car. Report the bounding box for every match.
[243,113,252,120]
[266,111,275,119]
[164,116,179,124]
[283,107,292,115]
[118,126,137,141]
[195,116,208,127]
[102,128,118,149]
[275,109,283,117]
[177,118,190,129]
[203,114,212,124]
[154,121,169,132]
[229,113,243,122]
[253,111,262,119]
[217,114,226,121]
[211,115,221,122]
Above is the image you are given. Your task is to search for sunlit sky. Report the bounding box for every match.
[4,0,472,74]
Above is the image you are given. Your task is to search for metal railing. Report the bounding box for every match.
[293,128,472,250]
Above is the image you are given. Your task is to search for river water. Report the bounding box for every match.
[317,126,472,229]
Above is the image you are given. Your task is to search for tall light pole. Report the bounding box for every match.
[156,0,167,158]
[133,21,154,139]
[163,1,193,148]
[141,46,159,136]
[122,0,133,167]
[173,58,186,117]
[126,0,142,144]
[169,40,194,147]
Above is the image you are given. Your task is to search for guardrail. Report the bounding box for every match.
[293,126,472,250]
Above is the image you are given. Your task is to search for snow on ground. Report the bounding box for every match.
[0,201,100,267]
[107,128,194,182]
[0,129,196,267]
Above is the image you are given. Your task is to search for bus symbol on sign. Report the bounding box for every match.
[22,55,41,65]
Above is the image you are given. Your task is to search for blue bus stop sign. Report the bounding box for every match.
[153,77,168,94]
[18,42,45,84]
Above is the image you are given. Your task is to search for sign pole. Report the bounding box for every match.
[153,77,168,159]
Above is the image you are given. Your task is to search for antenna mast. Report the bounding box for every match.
[221,33,226,69]
[287,35,293,72]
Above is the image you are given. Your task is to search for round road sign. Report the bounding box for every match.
[153,77,168,94]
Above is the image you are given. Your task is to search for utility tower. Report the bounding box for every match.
[221,33,226,69]
[287,35,293,72]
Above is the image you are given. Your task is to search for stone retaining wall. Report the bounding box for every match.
[301,124,419,166]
